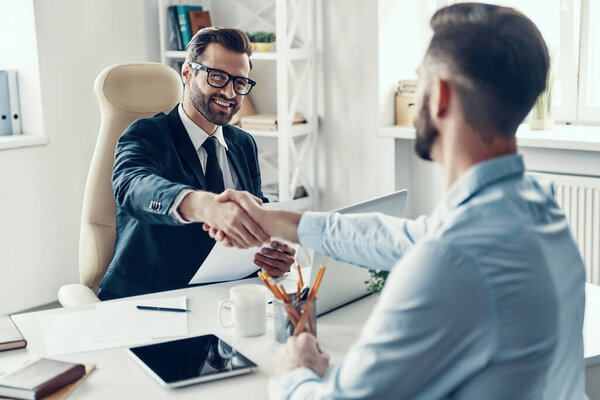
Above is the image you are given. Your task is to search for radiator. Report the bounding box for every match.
[532,172,600,285]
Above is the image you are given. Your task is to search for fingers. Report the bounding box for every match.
[270,241,296,256]
[257,248,295,269]
[216,189,263,206]
[255,259,286,277]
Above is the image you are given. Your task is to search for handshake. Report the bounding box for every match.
[179,189,302,277]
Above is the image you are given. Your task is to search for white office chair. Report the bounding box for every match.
[58,62,183,307]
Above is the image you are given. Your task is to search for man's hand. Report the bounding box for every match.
[178,190,269,248]
[202,188,303,247]
[255,241,296,277]
[274,333,330,377]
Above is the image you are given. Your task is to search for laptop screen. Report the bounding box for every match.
[309,190,408,316]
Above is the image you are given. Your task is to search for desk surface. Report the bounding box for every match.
[1,278,377,399]
[2,279,599,399]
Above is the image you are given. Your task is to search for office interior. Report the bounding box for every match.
[1,0,600,397]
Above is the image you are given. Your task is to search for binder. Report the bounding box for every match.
[0,70,21,136]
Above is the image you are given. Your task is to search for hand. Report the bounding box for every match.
[202,189,270,247]
[180,190,269,248]
[203,189,303,246]
[255,241,296,277]
[273,333,330,377]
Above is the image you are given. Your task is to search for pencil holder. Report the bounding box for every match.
[273,296,317,344]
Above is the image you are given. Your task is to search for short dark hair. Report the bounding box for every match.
[424,3,549,137]
[186,27,253,69]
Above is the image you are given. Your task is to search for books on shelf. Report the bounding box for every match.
[0,358,85,400]
[240,112,306,131]
[0,315,26,352]
[177,5,204,49]
[166,6,183,51]
[189,10,212,37]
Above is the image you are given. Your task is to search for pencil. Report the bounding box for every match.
[294,266,326,336]
[296,265,304,288]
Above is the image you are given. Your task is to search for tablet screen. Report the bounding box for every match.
[129,334,257,387]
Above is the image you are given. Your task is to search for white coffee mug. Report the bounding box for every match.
[218,284,266,337]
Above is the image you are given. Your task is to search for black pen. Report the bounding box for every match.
[136,305,191,313]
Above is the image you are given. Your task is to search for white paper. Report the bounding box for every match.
[39,296,188,356]
[189,202,295,284]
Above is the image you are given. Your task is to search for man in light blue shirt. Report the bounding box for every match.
[207,3,587,399]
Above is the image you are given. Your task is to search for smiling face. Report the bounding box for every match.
[184,43,251,127]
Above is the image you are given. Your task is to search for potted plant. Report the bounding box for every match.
[365,270,389,294]
[530,59,554,130]
[246,31,276,52]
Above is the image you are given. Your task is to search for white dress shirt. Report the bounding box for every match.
[168,105,240,224]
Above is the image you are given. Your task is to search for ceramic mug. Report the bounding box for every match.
[218,284,266,337]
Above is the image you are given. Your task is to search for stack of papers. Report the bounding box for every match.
[39,296,188,356]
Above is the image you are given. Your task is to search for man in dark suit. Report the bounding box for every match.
[98,27,295,300]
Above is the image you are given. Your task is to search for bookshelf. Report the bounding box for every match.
[157,0,319,208]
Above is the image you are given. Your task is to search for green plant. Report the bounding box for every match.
[532,58,553,120]
[246,31,276,43]
[365,270,389,294]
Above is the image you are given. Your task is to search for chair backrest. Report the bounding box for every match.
[80,62,183,292]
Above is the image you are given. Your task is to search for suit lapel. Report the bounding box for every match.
[167,107,207,190]
[224,126,253,192]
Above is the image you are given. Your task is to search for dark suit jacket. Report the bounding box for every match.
[99,106,265,298]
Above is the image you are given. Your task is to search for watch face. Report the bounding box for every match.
[130,334,257,385]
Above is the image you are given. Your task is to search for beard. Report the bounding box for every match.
[189,79,241,126]
[413,92,439,161]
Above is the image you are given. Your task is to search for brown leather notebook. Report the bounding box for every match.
[0,358,85,400]
[189,10,212,36]
[0,315,26,352]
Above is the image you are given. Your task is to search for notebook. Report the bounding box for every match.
[0,358,85,400]
[309,189,408,316]
[0,315,26,352]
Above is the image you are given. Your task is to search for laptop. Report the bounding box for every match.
[309,189,408,316]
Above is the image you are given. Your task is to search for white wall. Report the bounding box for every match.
[316,0,395,211]
[0,0,160,314]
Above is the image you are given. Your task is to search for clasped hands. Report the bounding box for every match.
[200,189,294,278]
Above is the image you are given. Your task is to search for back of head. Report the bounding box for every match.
[424,3,549,136]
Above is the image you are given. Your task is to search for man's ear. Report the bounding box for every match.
[181,62,192,85]
[430,77,450,118]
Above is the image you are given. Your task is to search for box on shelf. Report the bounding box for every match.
[395,80,418,127]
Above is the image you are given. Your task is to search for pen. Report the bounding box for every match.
[136,305,191,313]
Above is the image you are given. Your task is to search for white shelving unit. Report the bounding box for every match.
[158,0,318,209]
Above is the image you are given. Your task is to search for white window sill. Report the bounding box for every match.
[379,124,600,152]
[0,135,48,150]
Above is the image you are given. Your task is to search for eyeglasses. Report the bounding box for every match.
[189,62,256,95]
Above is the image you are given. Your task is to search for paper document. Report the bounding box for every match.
[39,296,188,356]
[189,201,296,284]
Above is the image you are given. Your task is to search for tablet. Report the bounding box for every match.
[129,334,258,388]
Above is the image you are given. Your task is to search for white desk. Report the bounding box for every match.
[2,280,599,399]
[1,278,377,399]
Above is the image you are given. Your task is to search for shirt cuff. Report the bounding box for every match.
[268,367,322,400]
[297,212,328,252]
[168,188,195,225]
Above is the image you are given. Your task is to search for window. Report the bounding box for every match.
[444,0,600,124]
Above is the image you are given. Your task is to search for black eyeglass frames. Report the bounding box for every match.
[189,62,256,95]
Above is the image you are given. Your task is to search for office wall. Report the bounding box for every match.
[0,0,160,314]
[317,0,395,211]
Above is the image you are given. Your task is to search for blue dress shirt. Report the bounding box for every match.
[270,154,587,400]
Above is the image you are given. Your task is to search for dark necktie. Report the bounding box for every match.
[202,136,225,193]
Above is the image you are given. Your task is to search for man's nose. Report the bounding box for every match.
[219,80,236,99]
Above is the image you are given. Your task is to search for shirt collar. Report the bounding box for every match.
[434,154,525,217]
[178,104,228,151]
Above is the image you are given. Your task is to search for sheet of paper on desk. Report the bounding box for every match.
[188,201,295,285]
[39,296,188,356]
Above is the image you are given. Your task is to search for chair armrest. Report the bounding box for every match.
[58,284,101,307]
